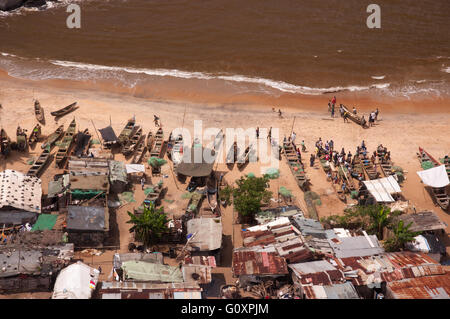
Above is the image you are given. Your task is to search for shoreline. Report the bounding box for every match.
[0,68,449,116]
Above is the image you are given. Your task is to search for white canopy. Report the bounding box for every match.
[417,165,450,188]
[52,261,99,299]
[125,164,146,174]
[363,175,401,203]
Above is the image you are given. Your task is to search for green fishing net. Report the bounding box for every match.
[144,187,154,195]
[91,139,100,145]
[279,186,292,197]
[148,157,167,168]
[265,168,280,179]
[421,161,434,170]
[118,191,136,204]
[27,157,35,165]
[182,192,194,199]
[247,172,255,178]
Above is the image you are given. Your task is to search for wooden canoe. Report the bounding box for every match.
[237,144,253,169]
[283,141,308,191]
[41,125,64,149]
[131,135,147,164]
[34,100,45,124]
[50,102,78,117]
[150,127,164,158]
[352,155,365,180]
[118,118,136,145]
[417,147,449,211]
[146,131,155,152]
[361,157,379,180]
[27,148,52,177]
[28,124,42,145]
[122,126,143,156]
[0,129,11,156]
[55,119,77,166]
[341,104,366,127]
[171,134,184,171]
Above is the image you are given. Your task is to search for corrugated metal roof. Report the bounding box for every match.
[396,211,447,232]
[121,261,184,283]
[66,205,106,231]
[232,247,288,276]
[386,273,450,299]
[182,264,212,284]
[183,255,217,267]
[0,170,41,214]
[328,235,384,258]
[99,281,202,299]
[304,282,360,299]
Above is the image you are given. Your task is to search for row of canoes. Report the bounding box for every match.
[34,100,78,123]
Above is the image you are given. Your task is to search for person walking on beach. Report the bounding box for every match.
[268,127,272,140]
[331,103,335,118]
[331,96,336,108]
[329,139,334,151]
[339,104,344,117]
[353,107,357,115]
[154,115,160,126]
[301,140,306,152]
[278,109,282,118]
[310,154,315,167]
[375,108,379,120]
[291,132,296,144]
[256,127,260,139]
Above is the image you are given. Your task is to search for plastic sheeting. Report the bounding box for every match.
[126,164,145,174]
[363,175,401,203]
[417,165,450,188]
[52,261,99,299]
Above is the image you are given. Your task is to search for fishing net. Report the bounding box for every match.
[188,204,197,212]
[27,157,35,165]
[144,187,154,195]
[265,168,280,179]
[91,139,100,145]
[148,157,167,168]
[118,191,136,204]
[392,166,404,173]
[421,161,434,170]
[247,172,255,178]
[350,190,358,199]
[71,189,104,200]
[182,192,194,199]
[279,186,292,198]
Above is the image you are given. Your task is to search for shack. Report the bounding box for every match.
[109,160,128,193]
[0,232,74,293]
[232,246,289,288]
[66,205,109,247]
[98,125,118,149]
[186,217,223,263]
[0,170,41,226]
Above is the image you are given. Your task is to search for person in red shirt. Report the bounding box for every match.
[331,96,336,105]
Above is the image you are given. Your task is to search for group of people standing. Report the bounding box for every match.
[327,97,380,128]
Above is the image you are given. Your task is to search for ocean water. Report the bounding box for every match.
[0,0,449,98]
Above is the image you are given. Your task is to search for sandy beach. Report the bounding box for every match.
[0,70,449,298]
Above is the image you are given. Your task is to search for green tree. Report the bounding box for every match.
[127,202,169,247]
[384,220,421,252]
[233,175,272,223]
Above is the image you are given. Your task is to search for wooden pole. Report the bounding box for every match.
[91,119,103,149]
[290,116,296,136]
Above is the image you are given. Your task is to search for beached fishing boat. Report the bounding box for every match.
[27,148,52,177]
[55,119,77,167]
[283,141,309,191]
[135,184,165,214]
[34,100,45,124]
[226,142,238,167]
[341,104,366,127]
[16,126,28,152]
[122,126,143,156]
[131,135,147,164]
[50,102,78,117]
[28,124,42,146]
[118,117,136,145]
[0,129,11,157]
[361,157,379,180]
[376,145,394,177]
[237,144,254,169]
[417,147,449,211]
[319,155,346,202]
[150,127,164,158]
[41,125,64,149]
[146,131,155,152]
[352,155,365,181]
[339,164,356,193]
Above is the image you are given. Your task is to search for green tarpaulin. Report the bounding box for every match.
[31,214,58,231]
[265,168,280,179]
[144,187,155,195]
[119,192,136,203]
